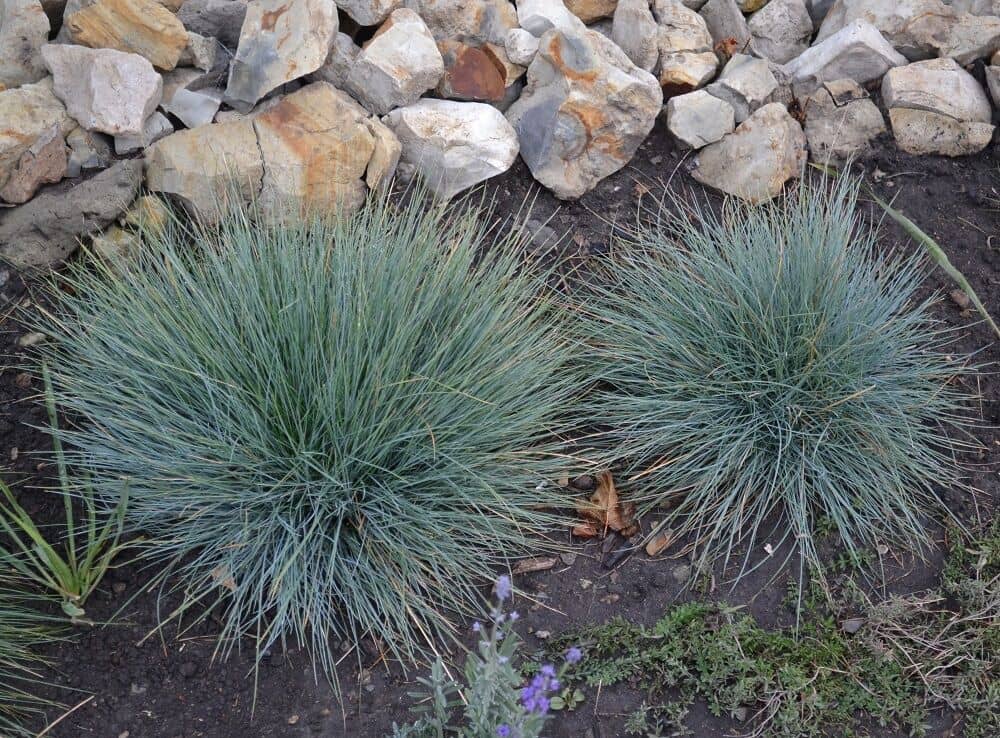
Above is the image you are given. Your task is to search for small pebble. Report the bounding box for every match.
[17,332,46,347]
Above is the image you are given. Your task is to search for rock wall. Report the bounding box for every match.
[0,0,998,266]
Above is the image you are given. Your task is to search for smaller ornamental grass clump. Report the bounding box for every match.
[0,589,54,736]
[576,176,977,579]
[36,194,582,678]
[393,576,584,738]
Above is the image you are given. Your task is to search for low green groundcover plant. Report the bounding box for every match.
[576,176,975,578]
[35,195,581,676]
[545,524,999,738]
[0,588,54,736]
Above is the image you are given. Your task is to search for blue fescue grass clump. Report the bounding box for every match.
[576,177,977,579]
[35,195,581,676]
[0,589,54,735]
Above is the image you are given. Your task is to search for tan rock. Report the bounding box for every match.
[145,119,264,222]
[252,82,400,217]
[565,0,617,22]
[225,0,338,113]
[65,0,188,71]
[803,79,885,163]
[692,102,807,203]
[888,108,994,155]
[0,0,50,89]
[403,0,518,45]
[655,0,718,93]
[0,124,66,202]
[0,79,72,195]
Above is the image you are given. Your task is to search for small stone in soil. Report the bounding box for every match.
[950,289,971,310]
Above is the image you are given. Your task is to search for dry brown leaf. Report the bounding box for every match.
[573,471,637,538]
[512,556,558,575]
[211,565,236,592]
[572,521,599,539]
[645,528,675,557]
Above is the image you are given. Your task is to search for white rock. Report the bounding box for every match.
[383,99,519,198]
[705,54,778,121]
[782,20,907,97]
[802,79,885,162]
[225,0,338,113]
[613,0,659,71]
[345,8,443,115]
[403,0,518,45]
[337,0,401,25]
[177,0,248,49]
[114,111,173,154]
[748,0,812,64]
[0,0,49,90]
[692,101,807,202]
[882,57,992,122]
[162,87,224,129]
[518,0,587,36]
[310,32,360,89]
[506,28,662,199]
[665,89,735,147]
[506,28,541,65]
[888,107,994,155]
[42,44,162,136]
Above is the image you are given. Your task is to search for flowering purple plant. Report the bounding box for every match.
[391,576,584,738]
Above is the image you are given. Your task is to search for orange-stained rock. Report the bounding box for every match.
[437,41,507,101]
[66,0,188,71]
[565,0,616,23]
[0,124,67,203]
[0,78,72,196]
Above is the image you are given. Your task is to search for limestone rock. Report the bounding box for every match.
[337,0,401,25]
[804,0,833,26]
[803,79,885,162]
[253,82,400,217]
[114,111,173,154]
[0,0,49,89]
[225,0,338,113]
[698,0,752,57]
[986,63,1000,104]
[907,12,1000,65]
[506,27,662,199]
[0,159,142,268]
[384,99,518,198]
[42,45,162,136]
[0,79,72,195]
[782,20,907,97]
[747,0,812,64]
[0,124,66,203]
[309,32,360,89]
[882,57,992,123]
[162,87,224,128]
[89,224,142,266]
[655,0,718,93]
[178,32,224,72]
[506,28,540,65]
[613,0,658,72]
[65,125,112,177]
[565,0,616,22]
[518,0,587,36]
[65,0,188,71]
[345,8,443,115]
[145,119,263,221]
[177,0,248,49]
[665,89,735,147]
[705,53,778,121]
[888,107,994,155]
[403,0,518,45]
[692,102,806,202]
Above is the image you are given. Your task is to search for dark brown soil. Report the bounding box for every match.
[1,127,997,738]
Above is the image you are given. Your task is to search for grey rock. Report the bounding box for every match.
[178,32,224,72]
[804,0,834,27]
[177,0,248,49]
[888,107,994,155]
[802,79,885,162]
[345,9,443,115]
[782,19,907,97]
[64,125,112,177]
[309,32,360,89]
[0,159,142,268]
[162,86,223,128]
[114,111,173,154]
[699,0,752,56]
[506,28,541,65]
[613,0,658,71]
[0,0,50,89]
[665,88,735,147]
[403,0,518,45]
[705,53,779,121]
[692,101,807,202]
[337,0,401,25]
[518,0,586,36]
[506,27,662,199]
[748,0,812,64]
[986,63,1000,104]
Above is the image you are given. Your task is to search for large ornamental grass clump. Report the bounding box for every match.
[37,196,581,675]
[577,177,976,578]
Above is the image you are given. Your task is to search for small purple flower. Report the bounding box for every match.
[495,575,512,601]
[497,725,511,738]
[509,611,520,621]
[472,621,481,633]
[540,664,556,678]
[565,646,583,664]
